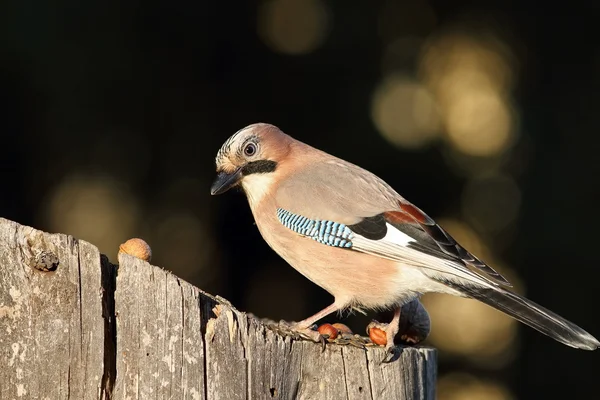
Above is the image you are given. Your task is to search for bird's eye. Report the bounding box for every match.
[244,142,257,157]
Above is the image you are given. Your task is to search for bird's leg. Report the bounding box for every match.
[295,303,339,328]
[367,307,401,362]
[279,303,339,348]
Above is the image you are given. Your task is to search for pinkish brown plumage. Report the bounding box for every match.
[211,123,600,354]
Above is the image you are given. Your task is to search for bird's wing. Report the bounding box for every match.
[276,158,511,287]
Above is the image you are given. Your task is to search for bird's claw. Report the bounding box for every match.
[318,334,327,352]
[367,319,402,363]
[381,345,401,364]
[277,321,327,351]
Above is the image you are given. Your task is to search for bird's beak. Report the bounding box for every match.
[211,167,243,195]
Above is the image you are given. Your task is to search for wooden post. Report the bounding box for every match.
[0,217,437,399]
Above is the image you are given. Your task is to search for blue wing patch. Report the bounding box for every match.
[276,208,354,248]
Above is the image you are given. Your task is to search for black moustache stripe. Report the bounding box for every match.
[242,160,277,175]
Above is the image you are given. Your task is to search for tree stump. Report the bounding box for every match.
[0,217,437,399]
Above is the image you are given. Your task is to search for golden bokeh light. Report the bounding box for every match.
[258,0,329,55]
[43,174,140,259]
[444,89,515,156]
[420,32,515,95]
[419,31,518,157]
[371,75,441,149]
[462,173,521,232]
[438,372,514,400]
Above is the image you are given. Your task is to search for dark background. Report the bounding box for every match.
[1,1,599,398]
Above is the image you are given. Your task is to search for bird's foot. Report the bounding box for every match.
[366,320,398,350]
[367,320,401,363]
[277,320,327,351]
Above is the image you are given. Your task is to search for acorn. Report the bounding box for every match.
[368,326,387,346]
[317,323,339,340]
[331,323,353,335]
[119,238,152,262]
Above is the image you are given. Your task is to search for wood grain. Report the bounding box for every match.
[0,217,436,400]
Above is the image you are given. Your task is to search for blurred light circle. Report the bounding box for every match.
[445,90,515,157]
[462,174,521,232]
[438,372,514,400]
[371,75,441,149]
[258,0,329,55]
[418,30,518,158]
[420,32,515,98]
[44,174,139,258]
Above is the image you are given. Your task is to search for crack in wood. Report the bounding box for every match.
[100,254,117,399]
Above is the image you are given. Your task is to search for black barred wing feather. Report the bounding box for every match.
[382,203,511,286]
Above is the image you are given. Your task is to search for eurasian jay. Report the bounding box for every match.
[211,123,600,353]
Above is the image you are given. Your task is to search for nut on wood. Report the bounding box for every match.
[368,326,388,345]
[331,323,353,335]
[317,323,339,340]
[118,238,152,262]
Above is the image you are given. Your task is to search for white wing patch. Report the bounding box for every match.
[381,222,414,246]
[351,223,498,287]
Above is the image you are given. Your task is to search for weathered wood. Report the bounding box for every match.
[0,217,437,399]
[113,253,211,400]
[0,218,107,399]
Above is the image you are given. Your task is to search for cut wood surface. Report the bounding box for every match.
[0,217,437,399]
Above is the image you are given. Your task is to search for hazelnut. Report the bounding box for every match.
[331,323,353,335]
[317,323,338,340]
[368,327,387,346]
[119,238,152,262]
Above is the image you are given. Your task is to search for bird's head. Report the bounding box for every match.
[211,123,291,198]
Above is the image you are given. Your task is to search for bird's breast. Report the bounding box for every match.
[250,201,423,309]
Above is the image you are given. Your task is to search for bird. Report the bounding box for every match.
[211,122,600,355]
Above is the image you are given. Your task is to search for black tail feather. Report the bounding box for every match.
[440,279,599,351]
